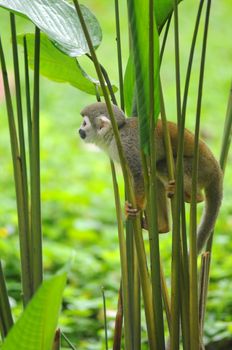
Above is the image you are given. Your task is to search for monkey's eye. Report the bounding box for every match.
[83,121,86,127]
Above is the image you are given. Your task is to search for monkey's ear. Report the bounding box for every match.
[98,115,111,129]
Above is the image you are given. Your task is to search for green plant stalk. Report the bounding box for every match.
[170,1,182,346]
[160,14,172,64]
[219,84,232,174]
[160,264,171,332]
[31,26,43,292]
[102,287,109,350]
[198,253,210,343]
[148,0,165,348]
[180,248,190,350]
[159,79,180,349]
[73,1,156,347]
[110,161,133,350]
[177,2,205,347]
[86,54,118,106]
[10,12,32,286]
[0,261,14,338]
[206,83,232,252]
[189,2,211,349]
[114,0,125,110]
[113,282,123,350]
[126,218,141,350]
[61,332,77,350]
[23,36,33,176]
[0,36,32,305]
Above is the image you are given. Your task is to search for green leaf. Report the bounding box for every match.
[124,0,183,123]
[2,272,67,350]
[155,0,183,32]
[18,33,117,96]
[127,0,160,152]
[0,0,102,57]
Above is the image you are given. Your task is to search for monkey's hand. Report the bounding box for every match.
[166,179,176,198]
[125,201,141,219]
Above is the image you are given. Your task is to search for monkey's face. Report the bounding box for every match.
[78,115,112,145]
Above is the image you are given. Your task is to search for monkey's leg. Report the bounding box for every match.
[157,158,204,203]
[182,157,204,203]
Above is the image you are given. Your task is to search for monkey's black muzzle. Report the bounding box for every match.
[79,129,86,139]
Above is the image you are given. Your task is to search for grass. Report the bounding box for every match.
[0,0,232,348]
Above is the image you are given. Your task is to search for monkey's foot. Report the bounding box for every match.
[166,179,175,198]
[125,201,140,219]
[141,216,148,230]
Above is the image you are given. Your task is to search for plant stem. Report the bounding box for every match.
[101,287,109,350]
[113,282,123,350]
[198,253,210,343]
[0,261,13,338]
[0,36,32,305]
[31,27,43,292]
[111,161,133,350]
[170,1,183,346]
[61,332,78,350]
[148,0,165,348]
[189,2,211,349]
[160,14,172,64]
[114,0,125,110]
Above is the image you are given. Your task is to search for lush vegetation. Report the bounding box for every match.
[0,0,232,349]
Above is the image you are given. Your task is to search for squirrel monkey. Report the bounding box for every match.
[78,102,223,253]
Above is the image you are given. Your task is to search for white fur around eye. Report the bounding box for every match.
[83,116,91,127]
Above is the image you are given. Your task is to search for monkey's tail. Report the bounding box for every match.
[197,166,223,254]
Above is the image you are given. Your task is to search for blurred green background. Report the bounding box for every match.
[0,0,231,349]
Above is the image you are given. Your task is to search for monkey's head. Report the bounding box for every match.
[78,102,126,145]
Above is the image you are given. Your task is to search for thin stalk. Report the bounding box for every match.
[180,195,190,350]
[198,253,210,343]
[206,83,232,251]
[114,0,125,110]
[176,2,204,347]
[113,283,123,350]
[126,217,141,350]
[160,14,172,64]
[110,161,133,350]
[10,12,32,289]
[219,83,232,174]
[170,1,182,345]
[101,287,109,350]
[189,2,212,349]
[61,332,78,350]
[148,0,165,348]
[0,36,32,305]
[160,265,171,332]
[0,261,13,338]
[73,2,156,347]
[31,27,43,292]
[23,36,33,172]
[86,54,117,106]
[10,13,30,238]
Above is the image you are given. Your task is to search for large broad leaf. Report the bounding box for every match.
[0,0,102,57]
[2,272,66,350]
[124,0,183,122]
[18,33,117,96]
[127,0,160,153]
